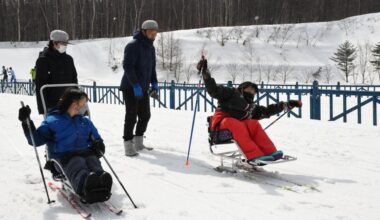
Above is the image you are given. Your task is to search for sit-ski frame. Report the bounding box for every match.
[208,136,297,173]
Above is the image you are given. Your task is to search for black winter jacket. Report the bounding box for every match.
[204,77,284,120]
[35,47,78,114]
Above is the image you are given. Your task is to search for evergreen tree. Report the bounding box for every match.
[370,42,380,80]
[330,41,357,83]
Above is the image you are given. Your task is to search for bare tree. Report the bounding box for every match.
[243,38,255,81]
[16,0,21,41]
[216,28,230,46]
[255,57,263,82]
[156,33,167,69]
[278,24,295,48]
[338,18,358,37]
[263,64,273,84]
[166,33,181,71]
[184,60,195,83]
[277,64,294,84]
[230,27,245,44]
[298,69,313,84]
[133,0,145,31]
[357,41,372,84]
[173,54,183,82]
[367,65,376,85]
[297,25,311,47]
[90,0,96,38]
[226,63,241,83]
[266,26,281,44]
[322,65,333,84]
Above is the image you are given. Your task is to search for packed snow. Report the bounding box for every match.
[0,93,379,220]
[1,13,380,85]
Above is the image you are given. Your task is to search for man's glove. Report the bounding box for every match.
[201,59,211,80]
[18,105,31,122]
[132,83,143,100]
[149,89,159,99]
[151,82,159,93]
[92,139,105,158]
[288,100,302,108]
[281,100,302,111]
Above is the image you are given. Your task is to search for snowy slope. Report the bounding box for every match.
[1,13,380,85]
[0,93,379,220]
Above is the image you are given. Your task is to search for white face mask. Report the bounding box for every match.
[78,105,88,116]
[57,45,67,53]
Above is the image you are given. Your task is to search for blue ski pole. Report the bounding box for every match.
[185,84,201,167]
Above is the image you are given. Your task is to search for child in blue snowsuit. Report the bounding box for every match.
[19,88,112,203]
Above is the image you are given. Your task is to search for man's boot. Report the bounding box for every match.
[133,136,153,151]
[124,140,138,156]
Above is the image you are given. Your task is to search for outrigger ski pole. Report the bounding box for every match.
[20,101,55,204]
[263,110,289,130]
[98,151,138,209]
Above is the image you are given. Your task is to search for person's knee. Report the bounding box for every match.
[221,118,244,130]
[139,111,151,122]
[125,110,138,123]
[66,156,86,168]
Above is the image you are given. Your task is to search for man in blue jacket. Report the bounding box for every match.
[120,20,159,156]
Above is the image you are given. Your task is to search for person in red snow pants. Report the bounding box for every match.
[199,58,302,163]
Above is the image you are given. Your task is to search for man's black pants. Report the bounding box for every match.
[122,90,151,141]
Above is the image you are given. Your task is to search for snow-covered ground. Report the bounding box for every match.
[1,13,380,85]
[0,93,379,220]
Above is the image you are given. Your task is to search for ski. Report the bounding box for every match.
[248,155,297,166]
[103,201,123,215]
[48,182,91,219]
[238,171,301,193]
[247,169,320,192]
[235,164,320,192]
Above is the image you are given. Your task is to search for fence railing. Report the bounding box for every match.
[1,79,379,126]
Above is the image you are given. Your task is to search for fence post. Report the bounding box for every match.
[336,81,341,97]
[13,81,17,94]
[310,80,321,120]
[92,81,97,103]
[28,79,33,95]
[170,80,175,109]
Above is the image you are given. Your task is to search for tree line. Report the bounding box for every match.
[1,0,380,42]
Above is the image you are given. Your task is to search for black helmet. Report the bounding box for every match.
[238,81,258,93]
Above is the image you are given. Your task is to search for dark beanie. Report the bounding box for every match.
[238,81,259,93]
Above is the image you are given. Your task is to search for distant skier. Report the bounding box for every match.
[119,20,159,156]
[8,67,16,83]
[196,55,206,75]
[199,58,302,164]
[35,30,78,115]
[30,66,36,84]
[1,66,8,85]
[18,88,112,203]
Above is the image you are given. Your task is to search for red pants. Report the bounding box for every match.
[212,113,277,160]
